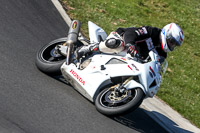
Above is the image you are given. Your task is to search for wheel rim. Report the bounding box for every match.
[99,87,138,108]
[41,42,66,62]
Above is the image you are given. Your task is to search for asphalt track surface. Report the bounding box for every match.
[0,0,168,133]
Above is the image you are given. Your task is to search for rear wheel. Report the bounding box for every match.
[95,86,144,116]
[36,37,83,75]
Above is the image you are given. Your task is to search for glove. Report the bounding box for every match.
[127,45,138,57]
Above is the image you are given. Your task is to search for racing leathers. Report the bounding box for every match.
[76,26,167,61]
[116,26,167,60]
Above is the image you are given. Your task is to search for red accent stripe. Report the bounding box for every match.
[169,23,173,30]
[121,41,125,47]
[128,65,133,70]
[180,36,183,42]
[160,34,165,52]
[150,66,156,76]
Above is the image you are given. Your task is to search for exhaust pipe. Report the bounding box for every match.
[66,20,81,44]
[66,20,81,65]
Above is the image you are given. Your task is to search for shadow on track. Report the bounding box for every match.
[111,108,193,133]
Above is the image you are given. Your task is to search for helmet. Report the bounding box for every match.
[161,23,184,52]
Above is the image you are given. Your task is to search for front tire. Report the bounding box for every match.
[95,87,144,116]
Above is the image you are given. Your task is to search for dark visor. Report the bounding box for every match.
[166,31,180,51]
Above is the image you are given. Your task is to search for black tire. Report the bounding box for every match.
[35,37,83,75]
[95,87,144,116]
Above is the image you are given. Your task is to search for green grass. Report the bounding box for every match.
[61,0,200,127]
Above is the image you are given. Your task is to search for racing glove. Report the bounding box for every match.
[127,45,138,57]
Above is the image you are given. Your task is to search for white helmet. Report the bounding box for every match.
[161,23,184,52]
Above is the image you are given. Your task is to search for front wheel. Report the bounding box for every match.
[95,87,144,116]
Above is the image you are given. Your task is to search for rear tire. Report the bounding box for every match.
[95,87,144,116]
[36,37,83,75]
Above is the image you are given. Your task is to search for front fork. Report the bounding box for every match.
[113,77,133,96]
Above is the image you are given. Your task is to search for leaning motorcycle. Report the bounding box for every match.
[36,20,168,116]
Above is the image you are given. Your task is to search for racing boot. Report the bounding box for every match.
[75,44,99,59]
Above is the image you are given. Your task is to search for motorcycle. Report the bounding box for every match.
[36,20,168,116]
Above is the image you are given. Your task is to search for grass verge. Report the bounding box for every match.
[61,0,200,127]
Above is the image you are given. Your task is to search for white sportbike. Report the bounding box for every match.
[36,20,168,115]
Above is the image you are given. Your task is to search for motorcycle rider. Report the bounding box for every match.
[76,23,184,62]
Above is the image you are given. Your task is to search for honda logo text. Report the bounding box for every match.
[70,69,85,85]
